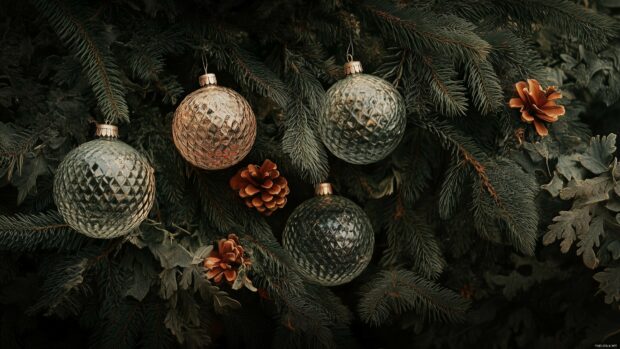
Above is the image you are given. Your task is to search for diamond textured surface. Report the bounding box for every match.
[53,138,156,239]
[319,73,406,165]
[172,85,256,170]
[282,195,374,286]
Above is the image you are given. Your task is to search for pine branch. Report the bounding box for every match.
[206,27,289,109]
[31,0,129,123]
[383,205,446,280]
[472,158,539,255]
[414,54,468,117]
[358,269,470,326]
[281,50,330,183]
[438,160,468,220]
[494,0,618,50]
[463,58,503,115]
[360,0,491,60]
[0,211,87,251]
[28,247,100,315]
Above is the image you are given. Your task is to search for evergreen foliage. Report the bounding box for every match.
[1,0,620,347]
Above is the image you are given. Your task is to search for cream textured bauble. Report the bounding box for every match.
[53,124,156,239]
[319,61,406,165]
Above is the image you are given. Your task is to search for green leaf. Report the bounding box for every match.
[593,267,620,304]
[556,153,587,181]
[485,255,567,300]
[541,172,564,197]
[149,241,194,269]
[579,134,617,174]
[125,250,156,301]
[559,175,614,207]
[159,268,178,299]
[576,212,604,269]
[544,207,590,254]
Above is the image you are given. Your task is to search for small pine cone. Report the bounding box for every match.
[204,234,251,285]
[230,159,290,215]
[508,79,565,137]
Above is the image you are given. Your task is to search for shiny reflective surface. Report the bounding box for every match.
[282,195,374,286]
[319,73,406,165]
[172,85,256,170]
[54,138,155,239]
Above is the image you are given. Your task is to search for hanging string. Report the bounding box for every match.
[346,34,354,62]
[201,52,209,74]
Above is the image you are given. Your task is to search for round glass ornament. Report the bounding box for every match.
[282,183,374,286]
[53,124,156,239]
[319,61,406,165]
[172,73,256,170]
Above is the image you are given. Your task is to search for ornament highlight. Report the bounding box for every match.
[282,183,374,286]
[318,61,406,165]
[53,124,156,239]
[173,73,257,170]
[229,159,289,216]
[509,79,565,137]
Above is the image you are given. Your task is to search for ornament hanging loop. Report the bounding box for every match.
[198,52,217,86]
[346,36,354,62]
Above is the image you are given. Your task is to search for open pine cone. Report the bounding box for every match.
[204,234,251,285]
[509,79,565,137]
[230,159,289,215]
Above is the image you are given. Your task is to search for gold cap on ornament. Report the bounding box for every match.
[199,73,218,87]
[314,183,333,196]
[344,61,363,75]
[95,124,119,138]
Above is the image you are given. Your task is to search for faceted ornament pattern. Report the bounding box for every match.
[282,195,374,286]
[319,73,406,165]
[54,138,156,239]
[173,85,257,170]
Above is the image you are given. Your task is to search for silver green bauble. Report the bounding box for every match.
[318,61,406,165]
[53,124,156,239]
[282,183,374,286]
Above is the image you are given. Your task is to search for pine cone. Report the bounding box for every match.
[230,159,290,215]
[509,79,565,137]
[204,234,251,285]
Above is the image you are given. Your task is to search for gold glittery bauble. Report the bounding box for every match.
[172,73,257,170]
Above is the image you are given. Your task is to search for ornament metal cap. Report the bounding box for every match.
[344,61,363,75]
[315,183,333,196]
[199,73,218,87]
[95,124,119,138]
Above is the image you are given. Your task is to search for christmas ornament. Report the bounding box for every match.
[205,233,255,290]
[319,60,406,165]
[509,79,565,137]
[229,159,289,216]
[172,72,256,170]
[282,183,374,286]
[53,124,156,239]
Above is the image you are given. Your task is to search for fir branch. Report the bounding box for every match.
[472,158,539,255]
[438,160,468,220]
[358,269,469,325]
[494,0,618,50]
[383,203,445,280]
[281,49,330,183]
[31,0,129,123]
[360,0,491,60]
[0,211,86,251]
[206,28,289,109]
[463,58,503,115]
[415,54,468,117]
[28,247,100,315]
